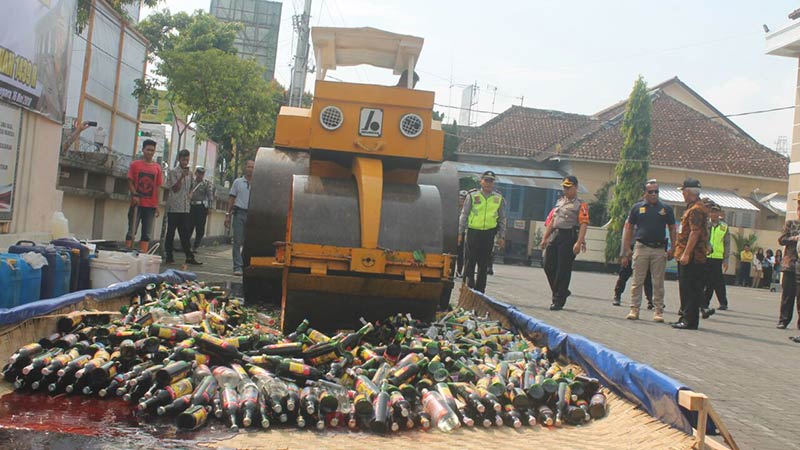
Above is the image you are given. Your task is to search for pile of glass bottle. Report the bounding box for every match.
[2,281,608,433]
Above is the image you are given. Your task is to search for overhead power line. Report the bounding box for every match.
[434,102,797,122]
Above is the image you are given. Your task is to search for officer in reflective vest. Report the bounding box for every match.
[458,171,506,293]
[540,175,590,310]
[704,202,729,311]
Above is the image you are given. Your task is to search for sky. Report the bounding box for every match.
[143,0,800,151]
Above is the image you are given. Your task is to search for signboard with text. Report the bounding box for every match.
[0,0,75,122]
[0,103,21,219]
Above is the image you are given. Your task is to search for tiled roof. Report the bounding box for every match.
[456,79,788,180]
[562,93,788,179]
[457,106,599,158]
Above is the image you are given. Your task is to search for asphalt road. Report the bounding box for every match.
[479,263,799,450]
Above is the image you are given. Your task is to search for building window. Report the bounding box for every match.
[728,210,755,228]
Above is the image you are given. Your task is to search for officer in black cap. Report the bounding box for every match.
[540,175,590,310]
[671,178,709,330]
[458,170,506,293]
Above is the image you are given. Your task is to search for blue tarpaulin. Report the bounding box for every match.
[469,288,716,436]
[0,270,196,326]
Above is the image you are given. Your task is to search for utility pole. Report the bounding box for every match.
[487,84,498,114]
[518,94,525,107]
[289,0,312,107]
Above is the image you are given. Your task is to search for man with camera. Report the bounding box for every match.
[165,149,202,265]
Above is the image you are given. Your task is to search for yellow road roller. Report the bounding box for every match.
[243,27,458,332]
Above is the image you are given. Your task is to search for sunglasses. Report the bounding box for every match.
[482,178,495,182]
[647,189,659,194]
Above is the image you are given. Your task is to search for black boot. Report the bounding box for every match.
[185,256,203,265]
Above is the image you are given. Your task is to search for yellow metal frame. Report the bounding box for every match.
[251,244,451,281]
[274,80,444,161]
[352,157,382,249]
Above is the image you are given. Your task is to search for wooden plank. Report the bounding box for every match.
[108,21,126,153]
[696,399,708,449]
[75,0,97,144]
[679,390,708,411]
[702,437,734,450]
[707,404,741,450]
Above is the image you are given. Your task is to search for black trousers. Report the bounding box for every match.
[703,258,728,308]
[762,267,773,288]
[614,265,652,301]
[543,228,578,307]
[678,261,705,328]
[166,212,194,260]
[456,232,466,276]
[779,271,799,327]
[464,228,495,293]
[189,204,208,249]
[737,262,751,286]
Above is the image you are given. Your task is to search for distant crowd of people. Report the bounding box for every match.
[736,244,781,290]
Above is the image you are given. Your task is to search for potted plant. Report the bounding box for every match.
[530,228,544,267]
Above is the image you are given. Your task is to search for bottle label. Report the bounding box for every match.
[307,329,331,343]
[189,405,208,424]
[287,361,310,376]
[308,351,337,366]
[423,394,449,424]
[157,327,179,340]
[195,353,211,366]
[167,378,195,398]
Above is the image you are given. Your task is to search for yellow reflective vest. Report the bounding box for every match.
[468,191,502,231]
[709,222,728,260]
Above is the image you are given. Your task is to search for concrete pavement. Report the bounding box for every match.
[481,264,798,450]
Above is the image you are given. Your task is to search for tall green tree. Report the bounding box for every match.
[432,111,460,161]
[588,181,613,227]
[77,0,161,32]
[137,11,283,181]
[605,76,652,263]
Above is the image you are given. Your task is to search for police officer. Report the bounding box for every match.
[672,178,709,330]
[620,179,676,322]
[540,175,589,310]
[704,202,729,312]
[458,171,506,293]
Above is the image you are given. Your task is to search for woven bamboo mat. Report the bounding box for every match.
[202,390,695,450]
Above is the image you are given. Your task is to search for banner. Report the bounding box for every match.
[0,0,75,122]
[0,102,21,219]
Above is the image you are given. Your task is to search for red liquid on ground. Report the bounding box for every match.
[0,389,235,449]
[0,391,140,436]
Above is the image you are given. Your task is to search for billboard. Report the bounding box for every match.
[0,103,21,219]
[0,0,76,122]
[210,0,282,81]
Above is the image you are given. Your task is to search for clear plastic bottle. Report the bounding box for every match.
[421,389,460,432]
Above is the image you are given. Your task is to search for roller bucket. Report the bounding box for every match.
[279,175,450,332]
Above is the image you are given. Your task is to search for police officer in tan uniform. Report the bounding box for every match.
[540,175,589,310]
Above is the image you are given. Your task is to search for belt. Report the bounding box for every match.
[637,240,665,248]
[190,201,206,206]
[234,207,248,213]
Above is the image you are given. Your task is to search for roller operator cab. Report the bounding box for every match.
[243,27,458,332]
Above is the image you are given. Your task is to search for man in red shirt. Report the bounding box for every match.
[126,139,163,252]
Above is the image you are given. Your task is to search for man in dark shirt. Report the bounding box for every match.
[672,178,710,330]
[620,179,676,322]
